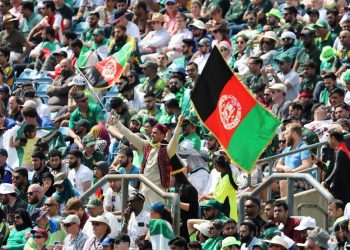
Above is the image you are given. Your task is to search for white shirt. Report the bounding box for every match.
[128,210,150,250]
[126,89,145,111]
[35,98,51,120]
[139,28,170,52]
[83,211,120,238]
[167,28,192,49]
[68,164,93,195]
[126,21,141,41]
[345,90,350,105]
[275,70,300,101]
[193,53,210,74]
[103,186,135,212]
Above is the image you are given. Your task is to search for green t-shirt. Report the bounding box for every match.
[202,235,223,250]
[25,223,67,248]
[69,103,105,130]
[83,151,106,170]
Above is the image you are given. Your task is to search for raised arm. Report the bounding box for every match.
[167,115,184,158]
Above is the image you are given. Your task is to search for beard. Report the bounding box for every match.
[29,195,39,205]
[286,136,294,147]
[119,160,128,168]
[68,161,78,169]
[61,69,71,78]
[169,85,179,93]
[240,235,251,244]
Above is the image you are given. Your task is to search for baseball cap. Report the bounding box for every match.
[169,65,186,76]
[147,201,166,214]
[314,19,328,28]
[0,149,8,157]
[20,100,37,109]
[269,83,287,94]
[320,46,336,62]
[200,199,222,210]
[221,237,242,250]
[74,119,90,130]
[100,236,114,246]
[281,31,296,40]
[193,222,210,237]
[86,197,103,209]
[300,90,313,98]
[82,134,96,147]
[283,115,300,124]
[260,227,280,240]
[53,173,66,186]
[307,8,319,15]
[275,53,292,63]
[189,19,206,30]
[183,115,199,127]
[264,236,289,249]
[198,38,211,46]
[93,28,105,36]
[111,9,127,23]
[30,209,48,224]
[68,75,86,86]
[266,8,282,20]
[93,161,109,175]
[139,61,158,70]
[294,216,316,231]
[165,0,176,4]
[130,114,143,125]
[30,228,48,239]
[53,49,68,57]
[61,214,80,225]
[0,183,15,194]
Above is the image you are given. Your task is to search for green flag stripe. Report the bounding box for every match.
[149,219,174,239]
[227,104,280,172]
[113,42,134,67]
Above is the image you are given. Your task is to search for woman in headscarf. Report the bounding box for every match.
[231,33,250,73]
[53,173,80,212]
[89,124,111,155]
[41,172,56,197]
[6,208,32,250]
[218,40,232,63]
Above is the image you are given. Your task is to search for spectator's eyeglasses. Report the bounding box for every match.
[92,222,101,226]
[236,40,245,44]
[220,47,229,52]
[64,223,73,228]
[44,203,56,207]
[34,235,44,239]
[279,140,286,144]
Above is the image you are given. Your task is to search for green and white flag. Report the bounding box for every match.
[149,219,175,250]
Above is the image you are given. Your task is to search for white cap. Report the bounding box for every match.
[68,75,86,86]
[189,20,206,30]
[264,235,289,249]
[269,83,287,94]
[193,222,210,237]
[294,216,316,231]
[0,183,16,194]
[281,31,296,40]
[21,100,37,109]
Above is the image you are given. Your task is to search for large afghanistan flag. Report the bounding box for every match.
[191,46,281,172]
[78,42,135,89]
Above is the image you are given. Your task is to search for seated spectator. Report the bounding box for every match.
[294,216,316,244]
[240,220,262,250]
[93,161,109,200]
[27,184,48,214]
[43,196,62,221]
[300,227,330,250]
[81,134,106,170]
[61,215,88,250]
[243,197,266,234]
[83,215,112,249]
[6,208,32,249]
[65,197,90,229]
[327,199,345,228]
[53,173,79,212]
[31,151,50,185]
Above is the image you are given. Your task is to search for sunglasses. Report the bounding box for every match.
[236,41,245,44]
[34,235,44,239]
[282,38,291,41]
[279,140,286,143]
[220,47,229,52]
[92,222,101,226]
[166,2,175,5]
[64,223,73,228]
[44,203,56,207]
[27,191,38,196]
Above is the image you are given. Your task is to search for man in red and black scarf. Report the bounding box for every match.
[323,129,350,204]
[107,114,184,205]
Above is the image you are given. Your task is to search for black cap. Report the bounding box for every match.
[31,151,46,160]
[0,149,8,157]
[306,9,319,16]
[282,115,301,124]
[93,161,109,175]
[113,9,126,21]
[182,38,196,47]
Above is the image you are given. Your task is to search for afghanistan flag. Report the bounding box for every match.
[78,42,135,89]
[191,47,281,172]
[149,219,174,250]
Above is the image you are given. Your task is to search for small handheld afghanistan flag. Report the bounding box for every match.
[78,42,135,89]
[191,46,281,172]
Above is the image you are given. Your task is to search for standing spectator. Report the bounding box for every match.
[107,115,183,205]
[67,149,93,195]
[61,215,88,250]
[121,192,150,250]
[322,129,350,204]
[53,0,73,29]
[6,208,32,249]
[115,147,140,189]
[19,1,42,38]
[104,170,123,215]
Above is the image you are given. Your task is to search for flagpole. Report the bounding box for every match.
[76,67,108,113]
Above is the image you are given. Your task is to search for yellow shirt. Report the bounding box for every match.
[214,174,238,221]
[22,137,38,165]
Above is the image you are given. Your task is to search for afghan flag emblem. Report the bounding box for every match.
[191,46,281,172]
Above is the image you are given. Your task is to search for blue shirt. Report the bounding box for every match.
[118,165,140,186]
[282,141,311,169]
[4,117,16,129]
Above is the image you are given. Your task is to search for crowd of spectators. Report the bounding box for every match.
[0,0,348,249]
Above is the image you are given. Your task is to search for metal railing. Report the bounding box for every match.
[238,172,334,224]
[80,174,181,235]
